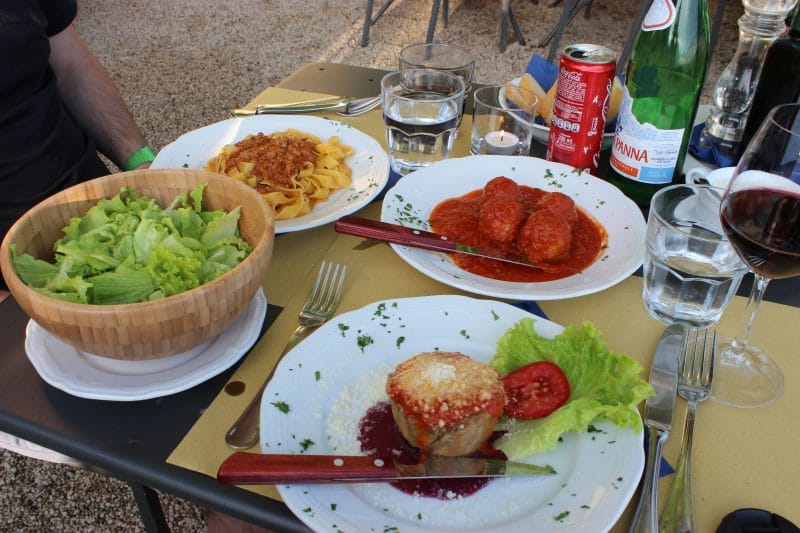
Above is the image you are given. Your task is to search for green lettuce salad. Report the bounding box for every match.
[490,318,654,460]
[12,184,251,304]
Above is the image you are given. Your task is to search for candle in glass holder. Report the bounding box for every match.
[484,131,519,155]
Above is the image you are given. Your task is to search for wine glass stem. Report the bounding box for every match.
[726,274,770,364]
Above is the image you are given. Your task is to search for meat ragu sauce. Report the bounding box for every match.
[224,133,318,190]
[429,177,608,282]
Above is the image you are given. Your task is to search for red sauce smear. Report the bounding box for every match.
[429,186,608,282]
[357,401,506,499]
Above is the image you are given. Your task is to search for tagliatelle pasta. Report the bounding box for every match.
[205,129,353,219]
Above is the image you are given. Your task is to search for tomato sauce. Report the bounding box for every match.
[429,185,608,282]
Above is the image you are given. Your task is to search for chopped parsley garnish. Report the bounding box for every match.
[271,401,290,413]
[299,438,314,451]
[491,310,499,320]
[314,370,321,381]
[357,335,374,352]
[330,503,337,511]
[460,329,470,339]
[338,323,349,337]
[396,336,405,348]
[554,510,570,522]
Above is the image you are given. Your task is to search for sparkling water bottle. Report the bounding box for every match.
[606,0,710,206]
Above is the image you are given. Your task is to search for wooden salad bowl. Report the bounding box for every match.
[0,168,274,360]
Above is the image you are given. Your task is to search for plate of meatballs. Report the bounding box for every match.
[381,155,646,300]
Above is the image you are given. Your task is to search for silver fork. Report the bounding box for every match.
[225,261,347,449]
[659,328,716,533]
[337,95,381,116]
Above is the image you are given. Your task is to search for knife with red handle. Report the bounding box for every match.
[217,452,555,485]
[334,215,536,267]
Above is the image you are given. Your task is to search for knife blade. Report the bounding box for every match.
[334,215,539,268]
[629,324,685,533]
[217,452,556,485]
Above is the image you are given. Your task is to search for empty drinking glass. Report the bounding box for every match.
[398,43,476,93]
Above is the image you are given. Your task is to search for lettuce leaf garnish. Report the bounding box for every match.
[489,318,654,460]
[11,184,251,304]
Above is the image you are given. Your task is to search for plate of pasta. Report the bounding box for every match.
[152,115,390,233]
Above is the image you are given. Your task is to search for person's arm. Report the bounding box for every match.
[48,24,152,170]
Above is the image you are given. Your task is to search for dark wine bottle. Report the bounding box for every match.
[605,0,710,207]
[738,9,800,158]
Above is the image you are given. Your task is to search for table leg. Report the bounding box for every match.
[129,482,169,533]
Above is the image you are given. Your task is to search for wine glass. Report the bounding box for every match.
[712,102,800,408]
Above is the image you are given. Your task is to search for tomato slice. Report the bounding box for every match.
[502,361,571,420]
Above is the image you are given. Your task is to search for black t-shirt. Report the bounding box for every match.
[0,0,107,244]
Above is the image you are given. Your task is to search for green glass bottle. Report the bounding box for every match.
[606,0,710,207]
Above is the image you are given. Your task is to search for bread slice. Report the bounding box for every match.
[539,83,557,125]
[519,73,547,103]
[504,81,538,112]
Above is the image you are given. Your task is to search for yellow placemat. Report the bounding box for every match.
[168,88,800,530]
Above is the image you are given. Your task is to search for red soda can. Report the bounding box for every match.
[545,44,616,174]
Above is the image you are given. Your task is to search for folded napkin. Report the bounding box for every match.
[688,123,738,168]
[525,54,559,94]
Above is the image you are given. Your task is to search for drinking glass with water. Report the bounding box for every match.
[380,69,465,175]
[643,184,748,328]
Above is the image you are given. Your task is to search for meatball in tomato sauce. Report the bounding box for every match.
[518,209,574,265]
[478,197,526,245]
[482,176,522,203]
[535,191,578,225]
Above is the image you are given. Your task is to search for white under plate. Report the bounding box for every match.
[24,289,267,401]
[151,115,390,234]
[262,295,644,532]
[381,155,646,300]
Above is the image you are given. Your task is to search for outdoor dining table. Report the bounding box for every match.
[0,62,798,533]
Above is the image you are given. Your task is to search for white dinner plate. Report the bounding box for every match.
[24,289,267,401]
[501,77,616,148]
[261,295,644,532]
[152,115,390,234]
[380,155,646,300]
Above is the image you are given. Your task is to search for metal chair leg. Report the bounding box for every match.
[427,0,442,43]
[361,0,375,46]
[509,7,527,45]
[499,0,526,52]
[616,0,651,77]
[709,0,727,67]
[361,0,395,46]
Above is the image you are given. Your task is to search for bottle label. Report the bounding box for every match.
[609,86,684,184]
[642,0,676,31]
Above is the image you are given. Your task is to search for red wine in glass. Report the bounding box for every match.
[713,103,800,408]
[720,188,800,279]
